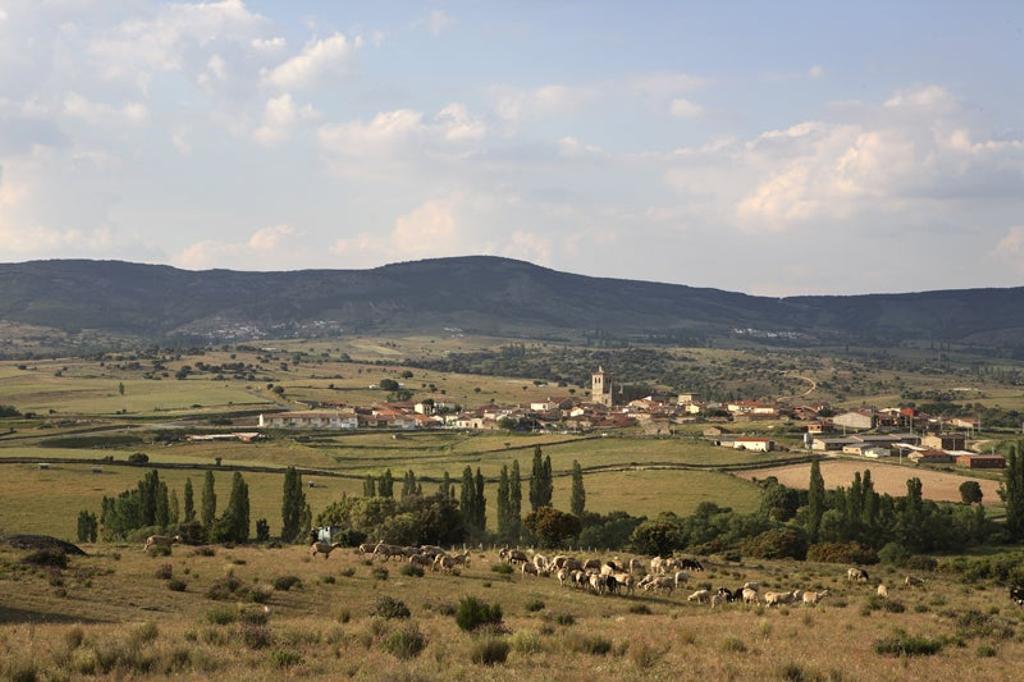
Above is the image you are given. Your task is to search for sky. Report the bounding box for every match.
[0,1,1023,295]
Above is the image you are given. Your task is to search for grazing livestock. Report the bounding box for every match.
[629,557,645,574]
[589,573,609,594]
[1010,585,1024,608]
[743,581,760,590]
[533,554,549,574]
[450,552,470,567]
[711,593,727,608]
[144,534,182,552]
[687,589,711,604]
[802,590,829,606]
[612,572,635,595]
[716,587,735,603]
[521,562,540,577]
[506,549,529,566]
[763,591,792,607]
[905,575,925,587]
[847,567,869,583]
[742,588,759,605]
[680,558,704,572]
[356,543,376,554]
[409,554,433,568]
[310,541,342,559]
[551,555,569,570]
[647,576,675,595]
[583,558,602,572]
[673,571,690,589]
[876,584,888,599]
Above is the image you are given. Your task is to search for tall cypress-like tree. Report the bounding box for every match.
[862,469,878,529]
[281,466,306,543]
[379,469,395,498]
[401,470,418,500]
[529,447,544,511]
[807,459,825,542]
[183,478,195,523]
[155,480,170,528]
[496,465,510,539]
[475,468,486,530]
[509,460,522,542]
[201,471,217,529]
[459,466,477,530]
[440,471,453,499]
[570,460,586,516]
[363,475,377,497]
[225,472,250,543]
[169,489,180,526]
[540,455,553,508]
[1002,443,1024,541]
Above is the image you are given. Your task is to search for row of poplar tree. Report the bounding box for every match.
[356,446,588,542]
[81,465,314,545]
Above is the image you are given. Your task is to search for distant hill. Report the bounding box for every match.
[1,256,1023,349]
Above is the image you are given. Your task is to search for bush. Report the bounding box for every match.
[272,575,301,591]
[206,606,237,625]
[127,452,150,465]
[456,597,503,632]
[779,662,816,681]
[509,630,542,654]
[628,604,652,615]
[565,634,613,655]
[147,545,172,558]
[205,576,242,600]
[742,527,808,561]
[905,555,938,572]
[555,613,575,626]
[22,548,68,568]
[340,567,356,578]
[883,600,906,614]
[630,640,667,669]
[372,567,389,581]
[381,623,426,660]
[192,546,216,557]
[525,598,545,612]
[806,542,878,565]
[491,563,514,575]
[878,542,911,566]
[400,563,424,578]
[873,632,943,656]
[167,579,187,592]
[154,564,173,580]
[373,596,411,620]
[722,637,748,653]
[977,644,997,658]
[470,637,510,666]
[269,649,302,668]
[241,625,272,650]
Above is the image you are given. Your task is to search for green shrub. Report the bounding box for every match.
[977,644,997,658]
[154,564,173,580]
[272,575,301,591]
[883,600,906,614]
[372,567,389,581]
[373,596,411,620]
[722,637,747,653]
[455,596,503,632]
[22,548,68,569]
[239,608,269,626]
[565,634,613,655]
[206,606,237,625]
[806,542,878,565]
[742,528,808,561]
[509,630,542,654]
[779,662,815,681]
[525,599,545,612]
[269,649,302,668]
[205,576,242,600]
[491,563,514,575]
[400,563,424,578]
[470,637,510,666]
[555,613,575,626]
[878,542,912,566]
[241,624,273,650]
[381,623,426,660]
[628,640,667,669]
[873,632,943,657]
[628,604,652,615]
[340,567,356,577]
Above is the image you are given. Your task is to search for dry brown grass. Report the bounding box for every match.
[1,542,1022,680]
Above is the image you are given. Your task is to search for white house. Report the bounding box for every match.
[731,437,775,452]
[259,411,358,430]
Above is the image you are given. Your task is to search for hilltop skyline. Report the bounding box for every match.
[0,1,1022,295]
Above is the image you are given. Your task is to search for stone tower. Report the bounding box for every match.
[591,366,612,407]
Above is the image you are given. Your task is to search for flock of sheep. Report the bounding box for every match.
[325,540,922,609]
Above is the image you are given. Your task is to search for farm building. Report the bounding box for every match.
[922,433,967,451]
[908,448,954,464]
[259,411,358,430]
[729,437,775,452]
[954,453,1005,469]
[832,410,876,430]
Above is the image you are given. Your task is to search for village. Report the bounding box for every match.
[256,367,1004,471]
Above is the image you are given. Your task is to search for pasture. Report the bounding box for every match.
[737,459,1002,506]
[1,541,1022,681]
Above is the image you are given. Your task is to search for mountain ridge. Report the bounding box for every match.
[1,256,1022,348]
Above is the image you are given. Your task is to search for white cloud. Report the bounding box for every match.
[390,197,459,256]
[63,92,148,126]
[197,53,227,89]
[493,84,592,121]
[253,93,317,145]
[884,84,956,113]
[175,223,302,268]
[503,230,552,264]
[251,36,286,52]
[808,65,825,79]
[88,0,266,89]
[994,226,1024,269]
[669,97,702,118]
[263,32,359,90]
[426,10,452,36]
[435,103,486,141]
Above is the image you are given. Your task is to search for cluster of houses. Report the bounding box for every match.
[253,366,1002,469]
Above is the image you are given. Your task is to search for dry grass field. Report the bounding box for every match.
[2,541,1022,681]
[737,459,1003,506]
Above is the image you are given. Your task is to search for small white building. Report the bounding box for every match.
[731,437,775,452]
